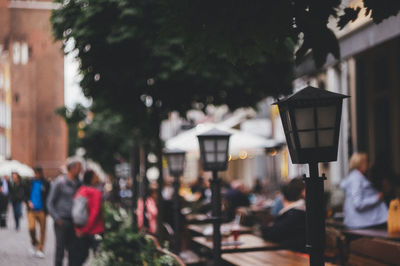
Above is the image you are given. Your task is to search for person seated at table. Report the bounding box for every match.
[261,177,306,252]
[370,154,397,206]
[224,180,250,221]
[191,176,206,201]
[340,152,388,229]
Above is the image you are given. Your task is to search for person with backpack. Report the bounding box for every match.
[25,167,50,258]
[73,170,104,266]
[47,160,82,266]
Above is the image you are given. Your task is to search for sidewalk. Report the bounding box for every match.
[0,204,55,265]
[0,204,93,266]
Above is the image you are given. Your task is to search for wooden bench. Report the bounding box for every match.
[347,237,400,265]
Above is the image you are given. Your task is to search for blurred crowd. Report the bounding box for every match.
[1,151,399,265]
[0,160,105,266]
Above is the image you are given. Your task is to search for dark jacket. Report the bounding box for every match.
[261,200,306,252]
[225,188,250,220]
[10,182,25,203]
[25,178,50,213]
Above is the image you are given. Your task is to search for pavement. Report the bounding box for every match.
[0,204,92,266]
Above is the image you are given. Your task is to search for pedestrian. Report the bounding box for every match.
[25,167,50,258]
[0,175,11,228]
[73,170,104,266]
[10,172,25,230]
[340,152,388,229]
[47,160,82,266]
[137,185,158,234]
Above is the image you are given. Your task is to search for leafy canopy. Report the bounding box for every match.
[51,0,294,127]
[163,0,400,68]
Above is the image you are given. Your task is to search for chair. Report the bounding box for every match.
[325,226,346,265]
[154,224,204,265]
[145,234,185,266]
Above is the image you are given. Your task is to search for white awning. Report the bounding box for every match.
[166,123,279,158]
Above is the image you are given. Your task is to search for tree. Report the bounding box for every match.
[51,0,294,126]
[55,104,87,156]
[80,108,134,174]
[163,0,400,68]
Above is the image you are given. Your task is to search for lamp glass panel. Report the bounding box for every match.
[204,139,215,152]
[298,131,316,148]
[318,129,335,147]
[217,139,228,152]
[285,110,292,131]
[295,107,315,130]
[289,133,296,151]
[169,156,181,172]
[205,152,216,163]
[217,152,226,162]
[317,106,337,128]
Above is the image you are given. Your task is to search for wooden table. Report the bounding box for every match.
[222,250,310,266]
[186,213,215,224]
[192,234,281,253]
[187,223,252,236]
[342,228,400,241]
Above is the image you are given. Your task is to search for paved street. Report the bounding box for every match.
[0,204,92,266]
[0,204,55,265]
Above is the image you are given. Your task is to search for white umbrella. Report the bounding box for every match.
[166,123,278,157]
[0,160,35,177]
[86,159,107,182]
[66,156,107,182]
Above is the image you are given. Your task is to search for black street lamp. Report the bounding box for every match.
[164,148,186,254]
[273,86,349,266]
[197,128,231,266]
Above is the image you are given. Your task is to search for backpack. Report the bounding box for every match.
[72,194,89,227]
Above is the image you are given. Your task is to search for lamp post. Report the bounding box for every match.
[197,128,231,266]
[164,148,186,254]
[273,86,349,266]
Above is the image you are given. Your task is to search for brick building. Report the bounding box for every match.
[0,0,67,177]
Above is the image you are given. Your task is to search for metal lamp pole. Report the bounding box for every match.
[173,173,181,254]
[211,170,222,266]
[304,162,326,266]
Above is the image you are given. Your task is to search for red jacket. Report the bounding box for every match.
[74,186,104,235]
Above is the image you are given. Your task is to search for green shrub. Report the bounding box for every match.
[94,202,179,266]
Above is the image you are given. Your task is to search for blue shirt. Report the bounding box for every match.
[1,179,8,196]
[340,170,388,228]
[271,195,283,217]
[30,180,43,211]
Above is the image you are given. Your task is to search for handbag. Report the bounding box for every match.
[388,198,400,235]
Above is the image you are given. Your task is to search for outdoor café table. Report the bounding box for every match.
[192,234,281,253]
[222,250,336,266]
[186,213,215,224]
[187,223,252,237]
[221,250,309,265]
[342,228,400,241]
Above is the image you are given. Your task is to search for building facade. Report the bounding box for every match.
[0,0,67,177]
